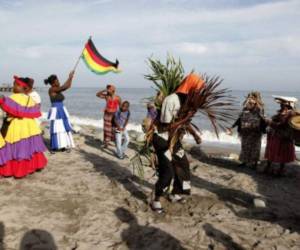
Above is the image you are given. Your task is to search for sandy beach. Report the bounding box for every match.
[0,126,300,250]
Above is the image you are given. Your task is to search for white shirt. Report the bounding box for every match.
[160,93,181,124]
[28,91,41,127]
[29,91,41,105]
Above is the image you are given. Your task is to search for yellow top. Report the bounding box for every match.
[10,93,37,107]
[4,93,41,144]
[0,134,5,148]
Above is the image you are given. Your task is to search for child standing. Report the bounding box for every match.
[114,101,130,159]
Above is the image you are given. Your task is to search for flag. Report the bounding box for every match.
[81,38,120,75]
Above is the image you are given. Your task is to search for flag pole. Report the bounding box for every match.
[73,36,92,72]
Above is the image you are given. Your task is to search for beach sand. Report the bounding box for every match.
[0,126,300,249]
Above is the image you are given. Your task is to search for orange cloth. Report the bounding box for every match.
[176,73,205,94]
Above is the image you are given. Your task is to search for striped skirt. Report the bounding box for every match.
[48,101,75,150]
[103,111,115,143]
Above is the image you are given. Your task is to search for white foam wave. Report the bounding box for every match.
[41,112,300,152]
[42,112,144,132]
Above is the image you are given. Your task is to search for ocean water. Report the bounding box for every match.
[37,87,300,148]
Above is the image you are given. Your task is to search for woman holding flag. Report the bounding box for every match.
[45,71,75,153]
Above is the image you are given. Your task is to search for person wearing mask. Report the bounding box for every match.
[151,73,204,213]
[228,92,266,169]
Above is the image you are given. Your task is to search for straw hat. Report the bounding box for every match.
[289,115,300,130]
[273,95,298,108]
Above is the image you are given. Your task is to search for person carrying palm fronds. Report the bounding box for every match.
[150,73,204,213]
[227,92,267,170]
[142,55,235,213]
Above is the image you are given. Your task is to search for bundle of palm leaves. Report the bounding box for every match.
[130,55,236,178]
[169,75,236,152]
[144,55,185,107]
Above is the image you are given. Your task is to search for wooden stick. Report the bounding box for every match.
[73,36,92,72]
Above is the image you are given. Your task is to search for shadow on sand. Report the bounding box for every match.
[203,223,246,250]
[0,222,4,250]
[19,229,57,250]
[115,207,186,250]
[190,146,300,233]
[79,148,153,204]
[0,222,57,250]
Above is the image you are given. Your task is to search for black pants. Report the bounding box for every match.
[153,134,191,199]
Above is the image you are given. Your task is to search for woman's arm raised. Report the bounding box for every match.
[51,71,75,93]
[96,90,108,99]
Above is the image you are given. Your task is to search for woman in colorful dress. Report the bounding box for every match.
[264,96,297,176]
[96,84,121,147]
[45,71,75,153]
[228,92,266,169]
[0,76,47,178]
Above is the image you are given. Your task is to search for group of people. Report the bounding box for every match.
[229,92,298,176]
[0,70,133,178]
[140,74,299,213]
[0,71,299,216]
[96,85,131,159]
[0,71,78,178]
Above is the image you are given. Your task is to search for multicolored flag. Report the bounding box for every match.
[81,38,120,75]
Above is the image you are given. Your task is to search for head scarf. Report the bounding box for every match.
[107,84,116,92]
[14,75,30,88]
[176,73,205,94]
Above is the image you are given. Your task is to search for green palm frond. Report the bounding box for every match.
[144,54,184,98]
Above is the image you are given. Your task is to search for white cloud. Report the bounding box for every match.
[177,43,208,55]
[0,0,299,90]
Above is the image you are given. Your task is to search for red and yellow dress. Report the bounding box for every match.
[0,93,47,178]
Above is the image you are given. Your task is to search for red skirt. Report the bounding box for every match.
[0,152,47,178]
[265,134,295,163]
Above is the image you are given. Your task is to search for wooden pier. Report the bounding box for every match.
[0,84,42,92]
[0,84,13,92]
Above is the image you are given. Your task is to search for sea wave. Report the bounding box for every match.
[42,112,241,144]
[41,112,300,152]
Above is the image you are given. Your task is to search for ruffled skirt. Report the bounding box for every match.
[48,102,75,150]
[0,122,47,178]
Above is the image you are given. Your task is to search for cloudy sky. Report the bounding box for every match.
[0,0,299,90]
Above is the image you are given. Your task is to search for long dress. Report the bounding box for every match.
[233,109,265,164]
[265,110,295,163]
[48,92,74,150]
[0,93,47,178]
[0,134,11,168]
[103,96,120,144]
